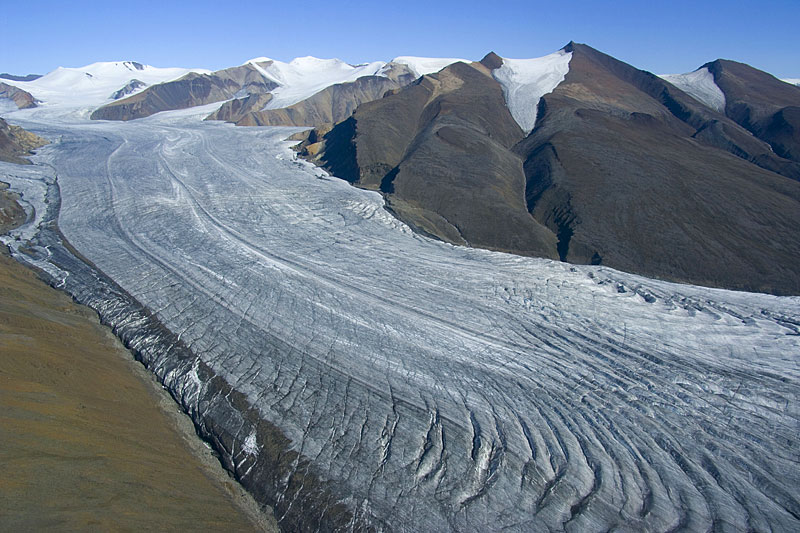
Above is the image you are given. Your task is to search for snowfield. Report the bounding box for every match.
[492,51,573,134]
[2,61,209,109]
[246,56,387,110]
[388,56,469,78]
[660,67,727,112]
[246,55,468,110]
[1,92,799,531]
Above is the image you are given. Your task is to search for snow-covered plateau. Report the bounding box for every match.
[5,61,209,111]
[1,85,799,531]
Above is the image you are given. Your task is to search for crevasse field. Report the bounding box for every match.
[2,99,799,531]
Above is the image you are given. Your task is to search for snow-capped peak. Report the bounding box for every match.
[255,56,386,110]
[245,57,274,65]
[492,50,573,134]
[660,67,726,112]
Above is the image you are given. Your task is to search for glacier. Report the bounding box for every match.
[1,103,799,531]
[660,68,727,113]
[492,51,573,134]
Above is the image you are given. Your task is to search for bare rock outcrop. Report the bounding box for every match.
[704,59,800,164]
[0,118,47,164]
[0,82,37,109]
[111,79,147,100]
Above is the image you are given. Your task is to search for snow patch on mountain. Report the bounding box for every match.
[110,79,147,100]
[492,50,572,134]
[3,61,208,107]
[387,56,468,78]
[246,56,386,110]
[782,78,800,87]
[661,67,726,112]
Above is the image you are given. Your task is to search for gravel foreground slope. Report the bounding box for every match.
[0,246,277,531]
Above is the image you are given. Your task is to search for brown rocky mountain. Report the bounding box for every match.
[206,93,274,123]
[90,62,278,121]
[300,43,800,295]
[0,82,36,109]
[0,118,47,165]
[305,59,558,256]
[207,63,416,128]
[210,74,413,128]
[705,59,800,164]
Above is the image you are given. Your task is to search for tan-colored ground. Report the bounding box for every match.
[0,234,277,530]
[0,118,48,165]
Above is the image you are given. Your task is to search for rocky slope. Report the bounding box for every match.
[209,62,417,128]
[301,43,800,294]
[91,62,277,120]
[0,182,26,233]
[309,57,558,255]
[206,92,274,123]
[0,82,36,109]
[0,245,275,531]
[212,73,413,128]
[0,118,47,165]
[514,43,800,294]
[704,59,800,164]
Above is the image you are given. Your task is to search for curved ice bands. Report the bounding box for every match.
[6,111,799,532]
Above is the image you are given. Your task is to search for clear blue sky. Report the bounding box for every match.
[2,0,798,77]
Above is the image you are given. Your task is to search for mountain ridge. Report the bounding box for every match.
[90,56,465,123]
[298,42,800,294]
[4,46,799,294]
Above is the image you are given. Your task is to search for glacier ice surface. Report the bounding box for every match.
[1,104,799,532]
[661,67,727,112]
